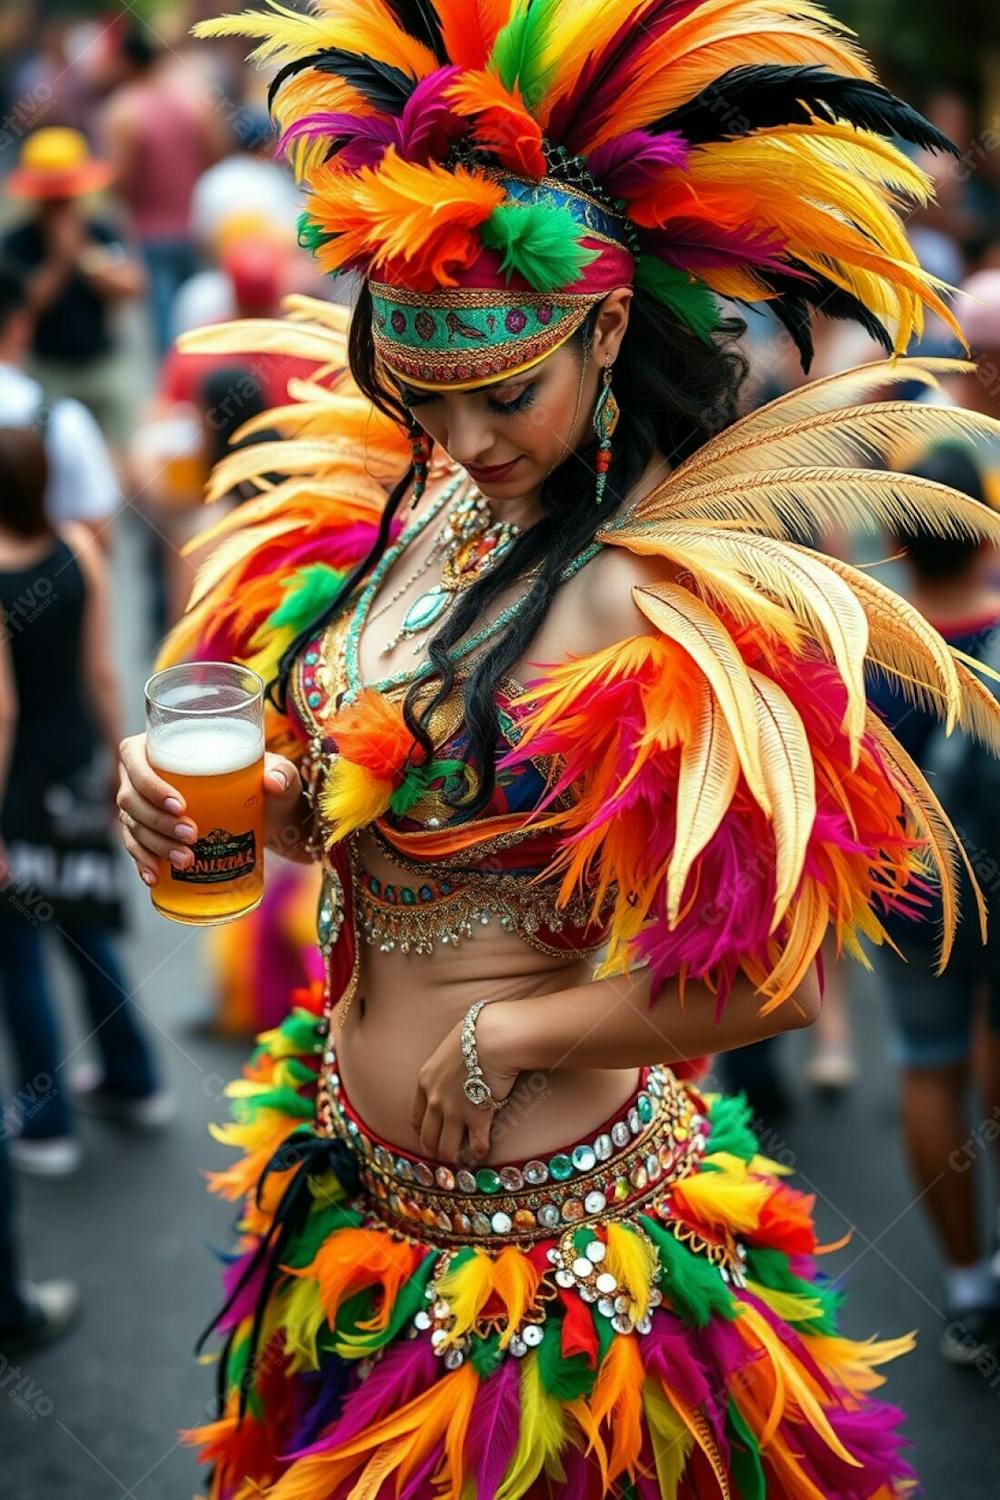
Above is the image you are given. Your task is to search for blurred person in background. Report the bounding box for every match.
[0,263,119,549]
[869,442,1000,1363]
[1,126,145,469]
[0,425,173,1180]
[99,26,227,356]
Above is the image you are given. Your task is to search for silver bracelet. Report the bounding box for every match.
[460,1000,510,1111]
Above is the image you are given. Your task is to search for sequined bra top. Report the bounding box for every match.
[286,603,617,969]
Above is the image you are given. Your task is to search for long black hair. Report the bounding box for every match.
[273,284,750,818]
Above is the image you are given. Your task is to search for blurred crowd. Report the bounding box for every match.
[0,0,1000,1395]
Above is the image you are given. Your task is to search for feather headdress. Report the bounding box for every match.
[196,0,966,386]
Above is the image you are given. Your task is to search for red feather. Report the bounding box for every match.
[558,1288,599,1366]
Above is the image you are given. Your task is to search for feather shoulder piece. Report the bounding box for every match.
[152,299,411,761]
[498,356,1000,1010]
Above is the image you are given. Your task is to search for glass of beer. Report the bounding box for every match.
[144,662,265,925]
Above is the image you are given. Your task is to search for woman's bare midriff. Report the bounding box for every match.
[329,472,668,1165]
[333,828,642,1164]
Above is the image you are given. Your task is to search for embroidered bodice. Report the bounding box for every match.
[286,603,619,968]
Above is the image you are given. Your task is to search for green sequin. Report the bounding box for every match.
[548,1154,573,1182]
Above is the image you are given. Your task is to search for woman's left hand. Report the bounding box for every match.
[409,1011,519,1165]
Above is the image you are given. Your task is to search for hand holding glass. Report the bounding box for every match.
[144,663,265,925]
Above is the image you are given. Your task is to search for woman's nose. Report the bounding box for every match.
[443,408,495,468]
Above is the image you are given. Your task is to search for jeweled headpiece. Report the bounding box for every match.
[199,0,966,389]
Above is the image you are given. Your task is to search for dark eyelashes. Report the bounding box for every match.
[399,384,536,415]
[488,385,535,415]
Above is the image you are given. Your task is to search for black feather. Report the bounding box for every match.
[653,65,962,159]
[749,259,895,372]
[267,47,416,118]
[384,0,448,66]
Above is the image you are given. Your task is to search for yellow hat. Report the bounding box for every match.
[8,127,114,200]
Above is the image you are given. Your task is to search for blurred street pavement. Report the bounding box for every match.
[1,509,999,1498]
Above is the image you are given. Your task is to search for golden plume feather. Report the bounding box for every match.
[622,468,1000,550]
[631,582,770,813]
[663,357,971,479]
[668,681,740,926]
[634,527,870,753]
[663,403,1000,498]
[808,550,964,733]
[749,669,816,934]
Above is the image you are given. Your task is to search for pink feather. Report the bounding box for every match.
[587,130,690,197]
[463,1355,521,1497]
[285,1336,438,1459]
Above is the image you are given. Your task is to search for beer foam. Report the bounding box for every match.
[148,717,264,776]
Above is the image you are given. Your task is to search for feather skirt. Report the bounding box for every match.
[186,1008,917,1499]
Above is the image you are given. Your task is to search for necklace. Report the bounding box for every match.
[342,494,605,705]
[380,486,522,657]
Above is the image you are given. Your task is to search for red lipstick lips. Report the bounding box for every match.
[465,456,522,483]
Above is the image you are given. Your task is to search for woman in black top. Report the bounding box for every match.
[0,425,168,1179]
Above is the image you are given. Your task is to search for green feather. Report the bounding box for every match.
[333,1253,438,1354]
[744,1246,841,1334]
[469,1331,505,1377]
[235,1084,315,1121]
[481,201,598,292]
[704,1092,761,1164]
[268,563,347,633]
[389,756,469,817]
[641,1216,738,1328]
[726,1398,767,1500]
[284,1201,361,1268]
[487,0,558,113]
[536,1321,598,1400]
[635,258,723,345]
[274,1009,325,1057]
[298,210,335,258]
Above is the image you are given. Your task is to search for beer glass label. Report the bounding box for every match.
[170,827,257,884]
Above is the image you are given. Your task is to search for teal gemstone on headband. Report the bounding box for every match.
[304,651,318,665]
[637,1093,653,1124]
[476,1168,501,1194]
[549,1154,573,1182]
[401,887,416,904]
[307,691,321,707]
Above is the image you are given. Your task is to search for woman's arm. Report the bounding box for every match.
[478,961,821,1077]
[411,962,820,1162]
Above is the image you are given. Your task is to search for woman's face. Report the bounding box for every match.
[394,288,632,500]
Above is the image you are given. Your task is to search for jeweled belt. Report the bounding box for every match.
[323,1060,710,1248]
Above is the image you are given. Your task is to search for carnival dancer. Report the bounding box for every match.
[117,2,1000,1494]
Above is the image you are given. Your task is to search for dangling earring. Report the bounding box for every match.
[409,427,432,507]
[592,361,619,506]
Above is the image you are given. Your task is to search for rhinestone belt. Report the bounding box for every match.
[324,1060,710,1248]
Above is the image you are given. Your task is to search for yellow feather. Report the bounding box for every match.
[802,1330,915,1396]
[642,1379,693,1497]
[194,0,438,79]
[281,1274,328,1371]
[749,669,816,932]
[176,314,349,366]
[757,874,829,1011]
[632,583,769,814]
[605,1222,659,1324]
[668,681,740,926]
[671,1158,772,1234]
[494,1353,566,1500]
[319,761,395,844]
[745,1280,826,1324]
[436,1249,496,1342]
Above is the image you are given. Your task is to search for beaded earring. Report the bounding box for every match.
[409,428,432,507]
[592,361,619,506]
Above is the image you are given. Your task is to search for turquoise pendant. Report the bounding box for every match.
[401,587,450,634]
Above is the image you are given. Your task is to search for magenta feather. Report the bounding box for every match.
[285,1336,438,1459]
[396,66,467,163]
[463,1355,521,1497]
[637,222,796,277]
[587,130,690,197]
[638,1312,715,1415]
[217,1247,266,1332]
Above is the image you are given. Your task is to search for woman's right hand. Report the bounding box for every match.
[117,733,304,885]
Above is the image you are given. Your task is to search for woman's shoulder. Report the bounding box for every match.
[563,539,684,656]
